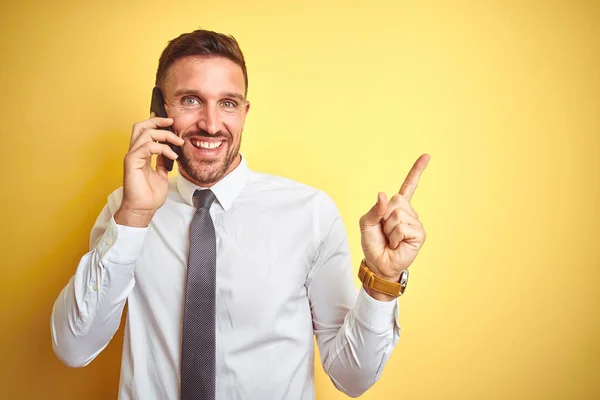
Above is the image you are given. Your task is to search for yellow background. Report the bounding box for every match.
[1,0,599,398]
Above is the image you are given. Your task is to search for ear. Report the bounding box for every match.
[240,101,251,129]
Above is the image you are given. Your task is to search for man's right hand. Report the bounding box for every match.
[114,116,184,227]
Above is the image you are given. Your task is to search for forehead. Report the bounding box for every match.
[162,56,246,97]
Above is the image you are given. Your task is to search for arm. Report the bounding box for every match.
[310,154,430,396]
[50,191,147,367]
[50,116,183,367]
[308,193,400,398]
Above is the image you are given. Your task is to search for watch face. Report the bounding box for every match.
[400,270,409,288]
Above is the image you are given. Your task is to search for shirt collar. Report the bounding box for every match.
[176,154,249,211]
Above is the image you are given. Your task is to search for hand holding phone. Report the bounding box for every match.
[150,87,179,171]
[115,91,182,227]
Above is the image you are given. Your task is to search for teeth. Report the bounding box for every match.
[192,140,222,149]
[203,141,221,149]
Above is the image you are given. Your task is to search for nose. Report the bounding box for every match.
[196,103,220,135]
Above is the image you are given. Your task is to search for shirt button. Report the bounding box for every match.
[106,237,114,245]
[93,284,98,291]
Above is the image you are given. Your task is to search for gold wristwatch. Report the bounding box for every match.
[358,259,409,297]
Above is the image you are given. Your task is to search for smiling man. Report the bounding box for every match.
[161,55,248,186]
[51,29,430,400]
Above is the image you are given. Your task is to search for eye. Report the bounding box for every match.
[220,100,237,108]
[182,97,200,106]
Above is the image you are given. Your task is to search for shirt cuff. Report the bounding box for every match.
[97,217,148,264]
[353,286,399,331]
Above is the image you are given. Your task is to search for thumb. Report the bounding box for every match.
[360,192,388,229]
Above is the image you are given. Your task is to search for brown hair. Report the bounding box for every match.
[155,29,248,96]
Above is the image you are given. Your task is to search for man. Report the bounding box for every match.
[51,29,430,400]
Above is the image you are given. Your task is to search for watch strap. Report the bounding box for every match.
[358,259,407,297]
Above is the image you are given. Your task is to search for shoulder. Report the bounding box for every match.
[245,171,340,215]
[246,171,331,201]
[246,171,316,192]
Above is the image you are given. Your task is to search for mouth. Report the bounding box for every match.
[186,137,227,158]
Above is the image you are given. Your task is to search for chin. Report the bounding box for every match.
[179,159,226,186]
[178,143,240,186]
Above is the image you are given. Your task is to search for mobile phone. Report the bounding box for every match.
[150,87,178,172]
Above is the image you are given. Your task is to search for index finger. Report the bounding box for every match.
[131,115,174,143]
[399,153,430,202]
[130,127,184,152]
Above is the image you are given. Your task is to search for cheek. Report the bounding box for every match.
[171,113,198,135]
[222,114,245,138]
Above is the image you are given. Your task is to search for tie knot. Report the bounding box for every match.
[193,189,216,209]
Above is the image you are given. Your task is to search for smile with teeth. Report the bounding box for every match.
[191,139,224,149]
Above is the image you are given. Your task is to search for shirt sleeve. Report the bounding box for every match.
[307,191,401,397]
[50,188,148,367]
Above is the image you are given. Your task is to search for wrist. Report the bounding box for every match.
[114,207,155,227]
[364,259,402,282]
[359,259,409,300]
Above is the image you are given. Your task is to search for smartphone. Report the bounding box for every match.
[150,87,178,172]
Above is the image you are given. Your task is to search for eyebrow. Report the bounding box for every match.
[172,89,246,102]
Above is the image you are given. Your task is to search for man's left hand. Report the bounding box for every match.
[359,154,430,298]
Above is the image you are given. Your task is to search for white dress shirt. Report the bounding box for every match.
[51,156,401,400]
